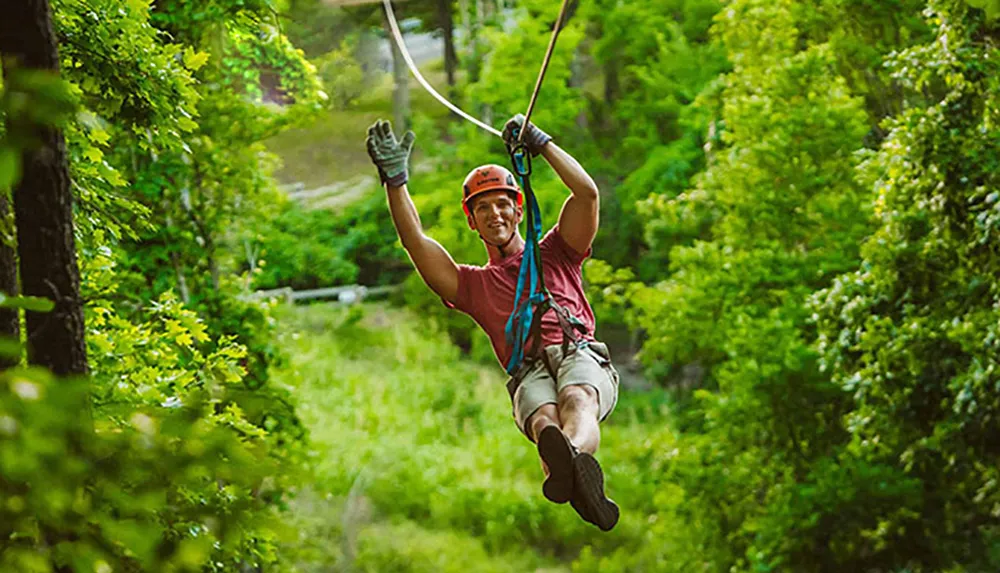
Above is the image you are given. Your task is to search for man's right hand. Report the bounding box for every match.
[502,114,552,157]
[366,119,415,187]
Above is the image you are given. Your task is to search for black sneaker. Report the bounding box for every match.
[570,452,619,531]
[537,426,576,504]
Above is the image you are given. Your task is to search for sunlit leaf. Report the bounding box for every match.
[0,295,54,312]
[0,146,20,189]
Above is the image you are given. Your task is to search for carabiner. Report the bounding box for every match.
[508,143,532,178]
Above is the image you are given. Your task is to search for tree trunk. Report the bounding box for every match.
[0,55,21,368]
[384,12,410,132]
[179,183,220,292]
[0,195,20,369]
[436,0,458,92]
[164,212,192,303]
[603,60,619,105]
[569,49,588,130]
[0,0,89,377]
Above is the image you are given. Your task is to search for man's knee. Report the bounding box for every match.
[526,403,560,441]
[557,384,599,413]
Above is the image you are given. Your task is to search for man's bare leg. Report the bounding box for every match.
[557,383,618,530]
[527,404,578,503]
[525,404,560,476]
[557,384,600,454]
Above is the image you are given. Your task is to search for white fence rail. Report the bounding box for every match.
[245,284,401,305]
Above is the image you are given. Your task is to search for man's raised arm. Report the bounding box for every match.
[502,115,599,255]
[367,120,459,303]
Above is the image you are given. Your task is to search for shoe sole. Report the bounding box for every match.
[538,426,574,504]
[571,453,619,531]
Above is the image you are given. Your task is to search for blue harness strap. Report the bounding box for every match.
[502,142,589,376]
[504,148,546,375]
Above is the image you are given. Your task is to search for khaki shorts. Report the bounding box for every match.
[506,341,620,441]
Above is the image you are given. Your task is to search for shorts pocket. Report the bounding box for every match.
[586,342,620,392]
[586,341,612,365]
[586,343,616,379]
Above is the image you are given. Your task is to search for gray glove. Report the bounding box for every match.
[365,119,415,187]
[502,114,552,157]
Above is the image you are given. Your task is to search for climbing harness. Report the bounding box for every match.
[382,0,588,376]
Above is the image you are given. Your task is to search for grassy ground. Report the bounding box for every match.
[271,302,682,572]
[266,64,456,188]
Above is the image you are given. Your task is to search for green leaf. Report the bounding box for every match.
[0,336,22,359]
[0,146,21,189]
[966,0,1000,18]
[88,128,111,146]
[0,295,55,312]
[986,0,1000,20]
[83,147,103,163]
[183,47,210,71]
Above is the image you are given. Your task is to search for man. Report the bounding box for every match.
[365,115,620,531]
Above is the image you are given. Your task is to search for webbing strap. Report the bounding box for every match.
[504,149,547,375]
[503,145,592,375]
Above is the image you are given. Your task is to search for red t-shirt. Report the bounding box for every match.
[445,226,596,368]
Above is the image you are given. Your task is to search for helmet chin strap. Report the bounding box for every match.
[479,227,519,257]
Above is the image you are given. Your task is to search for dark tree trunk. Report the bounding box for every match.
[604,61,619,104]
[436,0,458,91]
[0,0,89,377]
[0,195,20,369]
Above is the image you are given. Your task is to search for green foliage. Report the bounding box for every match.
[634,0,871,384]
[62,0,327,450]
[813,1,1000,568]
[219,24,325,105]
[1,199,295,573]
[966,0,1000,19]
[280,0,357,58]
[0,367,281,572]
[9,0,1000,570]
[604,0,940,570]
[243,192,408,291]
[314,35,367,110]
[581,0,727,277]
[0,0,324,569]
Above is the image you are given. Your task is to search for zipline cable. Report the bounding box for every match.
[518,0,573,144]
[381,0,503,138]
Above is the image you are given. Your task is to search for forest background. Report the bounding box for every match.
[2,0,1000,571]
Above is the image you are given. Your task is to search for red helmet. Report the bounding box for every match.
[461,164,523,216]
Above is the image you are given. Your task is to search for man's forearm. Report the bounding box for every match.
[385,183,425,250]
[540,143,599,199]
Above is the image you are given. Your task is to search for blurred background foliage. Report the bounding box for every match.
[2,0,1000,571]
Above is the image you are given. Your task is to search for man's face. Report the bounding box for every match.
[469,191,522,245]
